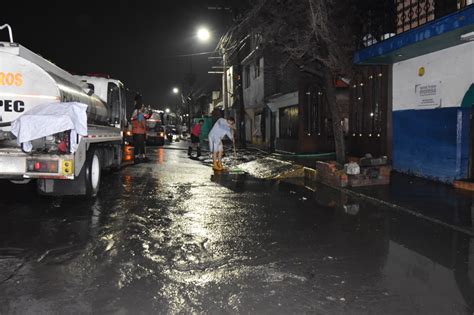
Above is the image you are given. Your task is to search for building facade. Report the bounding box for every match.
[354,1,474,182]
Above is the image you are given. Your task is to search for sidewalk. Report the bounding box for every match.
[344,172,474,236]
[201,143,474,236]
[256,149,474,237]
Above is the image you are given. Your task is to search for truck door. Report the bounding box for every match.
[107,82,120,127]
[119,84,127,128]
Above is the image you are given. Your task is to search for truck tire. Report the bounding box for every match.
[85,148,101,197]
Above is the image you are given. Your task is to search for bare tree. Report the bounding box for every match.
[235,0,358,164]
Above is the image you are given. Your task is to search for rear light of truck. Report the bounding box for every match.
[61,160,74,176]
[27,160,59,173]
[123,145,134,161]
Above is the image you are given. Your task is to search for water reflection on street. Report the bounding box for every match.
[0,145,473,314]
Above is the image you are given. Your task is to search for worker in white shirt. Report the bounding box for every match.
[208,117,236,171]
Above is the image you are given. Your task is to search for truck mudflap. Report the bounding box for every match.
[0,148,74,180]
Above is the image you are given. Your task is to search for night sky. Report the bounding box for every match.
[1,0,244,110]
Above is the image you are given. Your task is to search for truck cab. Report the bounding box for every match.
[74,75,128,130]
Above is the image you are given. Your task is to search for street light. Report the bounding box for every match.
[165,108,170,114]
[196,27,210,42]
[172,87,179,94]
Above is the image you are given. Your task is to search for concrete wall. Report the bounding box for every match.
[243,57,264,109]
[264,50,300,98]
[242,57,265,144]
[392,42,474,182]
[393,42,474,111]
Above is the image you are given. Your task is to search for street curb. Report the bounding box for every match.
[227,151,474,237]
[329,182,474,237]
[295,163,474,237]
[342,188,474,236]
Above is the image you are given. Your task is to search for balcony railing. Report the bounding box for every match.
[359,0,471,48]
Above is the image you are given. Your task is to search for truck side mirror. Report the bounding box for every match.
[84,83,95,96]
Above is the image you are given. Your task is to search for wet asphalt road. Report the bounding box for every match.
[1,143,473,314]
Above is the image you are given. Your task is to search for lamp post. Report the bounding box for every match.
[172,87,181,122]
[218,43,245,148]
[222,48,228,117]
[177,27,211,131]
[172,87,192,132]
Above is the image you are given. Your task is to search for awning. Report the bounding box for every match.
[353,5,474,65]
[266,91,299,112]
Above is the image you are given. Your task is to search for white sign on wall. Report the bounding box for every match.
[393,41,474,111]
[414,81,442,108]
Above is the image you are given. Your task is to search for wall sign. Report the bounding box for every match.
[415,81,442,108]
[418,67,425,77]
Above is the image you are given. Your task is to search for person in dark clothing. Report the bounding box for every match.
[131,96,148,162]
[188,119,204,157]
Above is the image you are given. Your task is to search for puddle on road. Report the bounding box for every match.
[0,149,473,314]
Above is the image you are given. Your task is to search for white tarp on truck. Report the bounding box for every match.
[11,102,88,153]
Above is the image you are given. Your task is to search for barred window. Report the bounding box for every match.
[350,70,385,137]
[304,86,333,137]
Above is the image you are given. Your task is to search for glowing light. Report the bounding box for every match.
[197,27,211,41]
[172,87,179,94]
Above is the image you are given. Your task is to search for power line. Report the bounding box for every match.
[155,51,218,59]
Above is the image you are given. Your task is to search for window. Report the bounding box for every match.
[304,89,327,136]
[244,65,251,88]
[350,69,385,136]
[254,60,260,78]
[279,105,299,139]
[120,85,127,125]
[107,82,120,123]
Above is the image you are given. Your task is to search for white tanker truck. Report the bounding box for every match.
[0,41,130,197]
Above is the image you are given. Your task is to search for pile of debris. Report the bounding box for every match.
[315,154,391,188]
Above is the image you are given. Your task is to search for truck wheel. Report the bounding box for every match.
[85,149,101,197]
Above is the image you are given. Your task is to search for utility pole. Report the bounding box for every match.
[236,64,246,148]
[222,50,228,117]
[209,4,235,119]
